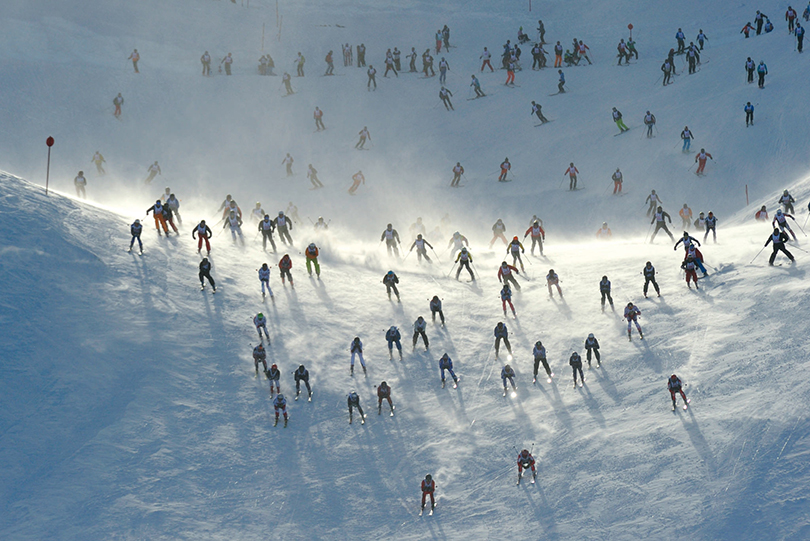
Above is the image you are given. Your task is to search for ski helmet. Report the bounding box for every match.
[257,313,263,318]
[501,261,508,266]
[264,214,270,220]
[309,243,316,248]
[699,212,705,216]
[425,474,432,481]
[774,228,780,234]
[387,223,392,228]
[588,333,594,338]
[279,211,284,216]
[657,206,663,211]
[461,247,467,252]
[521,449,528,455]
[277,394,284,400]
[602,222,608,228]
[134,219,140,224]
[387,270,394,276]
[535,341,542,348]
[646,261,651,266]
[627,302,634,307]
[513,236,519,241]
[602,275,607,281]
[683,231,689,237]
[200,220,206,225]
[256,202,261,207]
[262,263,268,268]
[156,199,161,204]
[505,364,512,371]
[417,234,423,239]
[777,209,783,215]
[257,343,264,349]
[670,374,677,380]
[202,257,208,263]
[298,365,305,371]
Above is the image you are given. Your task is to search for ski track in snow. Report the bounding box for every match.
[2,0,810,539]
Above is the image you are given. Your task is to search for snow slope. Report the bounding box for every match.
[2,0,810,538]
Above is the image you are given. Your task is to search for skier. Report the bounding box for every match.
[643,111,656,138]
[381,223,402,257]
[596,222,612,240]
[624,302,643,339]
[258,215,277,252]
[704,212,718,242]
[563,163,579,190]
[294,52,305,76]
[744,102,755,127]
[260,363,279,398]
[617,39,631,65]
[324,50,335,76]
[599,275,614,310]
[685,245,708,276]
[694,212,706,231]
[201,51,211,75]
[507,236,526,271]
[314,216,329,231]
[675,28,686,54]
[765,228,795,265]
[393,47,401,71]
[612,107,629,132]
[222,199,242,221]
[199,257,216,292]
[642,261,660,298]
[349,170,365,194]
[500,284,516,317]
[583,333,601,367]
[274,211,294,245]
[681,126,694,151]
[91,151,106,175]
[627,37,639,59]
[73,171,87,198]
[273,393,288,427]
[522,221,546,256]
[498,158,512,182]
[413,316,429,351]
[422,50,435,76]
[686,43,700,74]
[367,65,377,89]
[451,162,465,187]
[253,343,268,374]
[470,75,485,98]
[347,391,366,424]
[128,49,140,72]
[437,57,448,84]
[282,153,294,176]
[220,53,233,75]
[305,243,321,277]
[531,42,547,69]
[661,59,673,86]
[505,59,516,85]
[681,255,700,289]
[357,44,366,67]
[557,69,566,93]
[694,149,713,175]
[569,351,584,388]
[797,23,805,52]
[517,449,536,483]
[421,475,436,512]
[757,60,768,88]
[255,262,273,297]
[439,87,454,110]
[377,381,394,415]
[128,219,143,253]
[544,269,562,297]
[494,322,512,359]
[113,93,124,118]
[744,57,756,85]
[531,101,549,124]
[253,312,269,340]
[779,190,796,214]
[282,72,294,95]
[223,210,244,244]
[293,364,312,400]
[773,209,798,240]
[144,161,161,185]
[146,200,169,235]
[410,217,426,239]
[533,341,553,382]
[678,204,693,229]
[249,202,266,224]
[343,43,353,67]
[409,234,434,264]
[755,10,769,34]
[650,206,675,243]
[498,261,522,291]
[386,326,403,360]
[430,296,445,325]
[384,53,398,78]
[439,354,458,387]
[611,168,623,194]
[668,374,689,409]
[756,205,769,221]
[455,247,475,281]
[674,230,701,253]
[447,231,469,259]
[696,29,708,49]
[501,364,517,394]
[355,127,371,149]
[490,219,508,247]
[278,254,294,286]
[160,203,179,235]
[480,47,494,72]
[165,194,181,224]
[383,270,400,301]
[193,220,212,253]
[313,107,325,131]
[788,6,798,33]
[348,337,367,375]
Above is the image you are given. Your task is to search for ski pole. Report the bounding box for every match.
[403,249,412,262]
[749,245,766,264]
[558,175,567,189]
[791,245,810,254]
[524,253,533,266]
[791,217,807,236]
[803,214,809,228]
[643,222,654,243]
[430,248,442,262]
[446,262,457,277]
[470,262,479,279]
[688,161,697,171]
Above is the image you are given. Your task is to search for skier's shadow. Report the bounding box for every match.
[549,296,573,319]
[593,366,622,405]
[310,276,333,308]
[649,295,674,315]
[679,408,717,476]
[580,384,606,428]
[283,286,308,324]
[635,339,664,374]
[539,381,574,430]
[531,483,561,539]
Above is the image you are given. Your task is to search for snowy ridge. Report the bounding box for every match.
[3,171,810,539]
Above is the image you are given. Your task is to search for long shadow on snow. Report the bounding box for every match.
[548,296,572,319]
[678,407,717,476]
[579,383,606,428]
[536,381,574,431]
[593,366,623,405]
[634,339,665,374]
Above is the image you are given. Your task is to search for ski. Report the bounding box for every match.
[614,128,632,136]
[534,120,555,127]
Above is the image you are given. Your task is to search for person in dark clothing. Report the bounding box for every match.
[642,261,660,297]
[293,364,312,399]
[765,229,795,265]
[199,258,216,291]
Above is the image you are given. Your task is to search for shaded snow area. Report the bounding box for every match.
[2,0,810,539]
